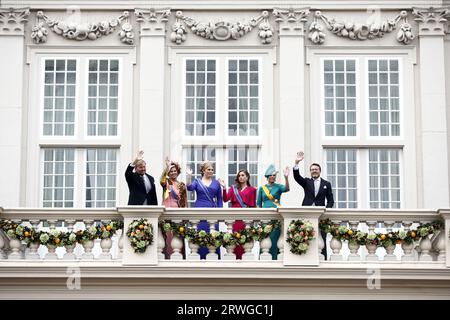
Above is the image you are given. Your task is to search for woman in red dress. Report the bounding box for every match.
[219,169,257,259]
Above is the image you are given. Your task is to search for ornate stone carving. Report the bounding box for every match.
[273,8,309,36]
[135,8,171,36]
[412,7,450,36]
[396,11,415,45]
[309,10,415,45]
[171,10,273,44]
[31,11,134,44]
[0,8,30,36]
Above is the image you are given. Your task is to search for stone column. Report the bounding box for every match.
[413,7,450,207]
[135,8,170,203]
[273,8,309,206]
[0,8,30,206]
[118,206,164,265]
[278,206,324,266]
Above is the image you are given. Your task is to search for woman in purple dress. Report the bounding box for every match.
[186,161,223,259]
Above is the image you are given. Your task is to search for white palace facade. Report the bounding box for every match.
[1,0,450,299]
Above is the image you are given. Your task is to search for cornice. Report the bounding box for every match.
[0,1,445,11]
[1,263,449,282]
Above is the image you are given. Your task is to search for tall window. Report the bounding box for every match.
[43,59,76,136]
[182,56,263,206]
[42,148,75,207]
[321,56,404,208]
[87,59,119,136]
[85,149,118,208]
[368,59,400,136]
[40,56,122,208]
[323,59,356,137]
[369,149,401,208]
[228,59,259,136]
[185,59,216,136]
[325,149,358,208]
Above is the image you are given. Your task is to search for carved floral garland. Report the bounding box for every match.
[286,219,315,255]
[170,10,274,44]
[31,11,134,44]
[160,220,280,247]
[319,218,443,248]
[126,218,154,253]
[308,10,415,45]
[0,219,123,246]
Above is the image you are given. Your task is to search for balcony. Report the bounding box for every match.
[0,206,450,299]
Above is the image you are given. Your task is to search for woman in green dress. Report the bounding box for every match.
[257,164,290,260]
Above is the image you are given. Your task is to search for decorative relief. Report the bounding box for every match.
[272,8,309,35]
[412,7,450,36]
[134,8,171,34]
[308,10,415,45]
[31,11,134,44]
[170,10,273,44]
[0,8,30,35]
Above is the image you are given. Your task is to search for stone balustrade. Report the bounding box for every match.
[1,207,449,268]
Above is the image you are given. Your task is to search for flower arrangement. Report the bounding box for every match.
[0,220,35,243]
[127,218,154,253]
[0,219,123,246]
[97,220,124,239]
[320,218,443,248]
[62,232,78,246]
[161,221,188,238]
[160,219,281,248]
[75,225,98,244]
[286,219,315,255]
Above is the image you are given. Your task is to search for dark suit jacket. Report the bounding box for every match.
[293,167,334,208]
[125,164,158,205]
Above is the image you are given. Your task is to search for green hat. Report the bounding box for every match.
[264,164,278,177]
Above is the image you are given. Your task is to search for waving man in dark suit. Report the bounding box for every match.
[293,151,334,259]
[293,151,334,207]
[125,150,158,205]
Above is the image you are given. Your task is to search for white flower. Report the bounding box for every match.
[40,233,50,243]
[137,241,146,249]
[69,233,77,242]
[398,230,407,240]
[50,229,61,237]
[210,230,220,238]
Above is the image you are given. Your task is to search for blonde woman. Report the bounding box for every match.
[186,161,223,259]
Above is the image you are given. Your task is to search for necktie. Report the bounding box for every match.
[142,175,151,193]
[314,179,320,197]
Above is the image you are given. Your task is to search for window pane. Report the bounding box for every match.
[369,149,401,208]
[42,59,76,136]
[368,59,401,137]
[228,59,259,136]
[85,148,118,208]
[87,59,120,136]
[323,59,357,136]
[185,59,216,136]
[325,149,357,208]
[41,148,75,208]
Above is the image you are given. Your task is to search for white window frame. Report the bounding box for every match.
[26,48,134,207]
[320,57,361,140]
[84,57,123,139]
[39,148,119,208]
[364,57,404,140]
[308,47,417,208]
[168,47,275,186]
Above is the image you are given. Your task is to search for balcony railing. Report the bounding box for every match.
[1,206,449,266]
